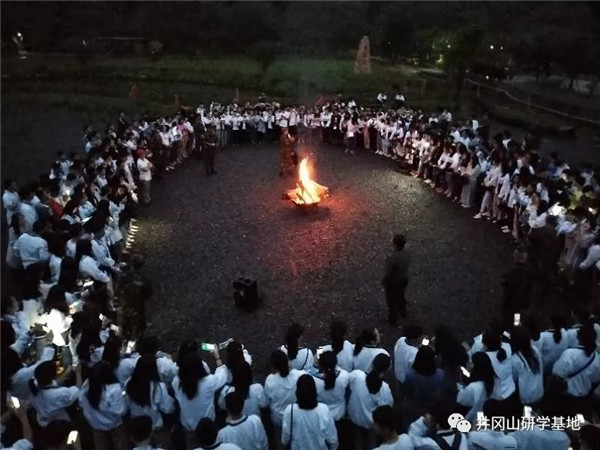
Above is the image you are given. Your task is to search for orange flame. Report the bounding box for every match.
[287,158,329,205]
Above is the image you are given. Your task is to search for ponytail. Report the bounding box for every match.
[366,371,382,395]
[353,336,364,356]
[319,351,338,391]
[497,347,507,362]
[553,328,562,344]
[271,350,290,377]
[285,323,303,361]
[354,327,377,356]
[28,379,40,396]
[329,320,347,355]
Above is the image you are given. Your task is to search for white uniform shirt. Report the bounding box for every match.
[19,202,38,233]
[372,435,414,450]
[393,338,418,383]
[539,329,569,371]
[49,254,62,283]
[312,369,350,420]
[468,430,518,450]
[137,158,152,182]
[171,365,229,431]
[566,325,584,349]
[116,354,180,386]
[319,341,354,372]
[9,347,55,400]
[29,382,79,426]
[456,381,487,423]
[486,350,516,400]
[552,348,600,397]
[264,369,304,426]
[2,190,20,223]
[511,349,544,404]
[126,381,175,429]
[508,428,570,450]
[281,403,338,450]
[79,255,110,283]
[352,346,390,373]
[13,233,50,268]
[217,415,268,450]
[346,370,393,429]
[278,346,314,371]
[92,237,116,270]
[78,381,127,431]
[218,383,268,418]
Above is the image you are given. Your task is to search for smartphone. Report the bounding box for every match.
[316,346,325,359]
[523,406,533,418]
[67,430,78,445]
[513,313,521,326]
[201,343,216,352]
[421,338,430,346]
[218,340,231,351]
[109,324,120,333]
[10,396,20,409]
[460,366,470,378]
[83,279,94,288]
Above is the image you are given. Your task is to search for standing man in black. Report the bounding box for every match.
[382,234,410,325]
[203,125,218,175]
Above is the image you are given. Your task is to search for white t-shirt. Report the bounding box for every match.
[312,369,350,420]
[347,370,393,429]
[319,341,354,372]
[137,158,152,182]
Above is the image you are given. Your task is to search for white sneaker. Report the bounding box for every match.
[474,213,482,219]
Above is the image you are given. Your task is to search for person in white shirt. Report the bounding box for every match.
[218,391,268,450]
[318,320,354,372]
[78,361,129,450]
[408,402,468,450]
[125,355,175,448]
[481,327,516,401]
[2,179,20,224]
[352,327,389,373]
[38,285,72,347]
[76,239,113,304]
[393,324,422,384]
[13,220,50,269]
[474,159,500,219]
[28,360,81,427]
[218,360,267,418]
[372,405,414,450]
[347,354,393,450]
[281,374,338,450]
[264,350,304,437]
[312,351,349,422]
[136,149,153,205]
[553,323,600,398]
[456,352,494,423]
[468,399,518,450]
[540,315,570,372]
[172,351,228,449]
[279,323,314,370]
[91,224,117,273]
[6,212,25,269]
[510,326,544,405]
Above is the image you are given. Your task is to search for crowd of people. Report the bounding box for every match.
[2,95,600,450]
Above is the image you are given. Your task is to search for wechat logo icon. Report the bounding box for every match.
[448,413,472,433]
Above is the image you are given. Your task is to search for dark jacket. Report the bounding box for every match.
[382,250,410,287]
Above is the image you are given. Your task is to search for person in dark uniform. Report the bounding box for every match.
[382,234,410,324]
[279,127,296,177]
[203,125,218,175]
[500,246,533,329]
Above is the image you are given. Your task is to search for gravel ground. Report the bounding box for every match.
[136,143,513,378]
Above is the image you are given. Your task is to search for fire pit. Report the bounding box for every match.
[284,157,329,207]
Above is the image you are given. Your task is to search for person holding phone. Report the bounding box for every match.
[510,326,544,406]
[172,348,228,449]
[457,352,495,423]
[218,360,268,418]
[393,324,422,385]
[78,361,129,450]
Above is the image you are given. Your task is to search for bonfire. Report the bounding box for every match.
[285,158,329,206]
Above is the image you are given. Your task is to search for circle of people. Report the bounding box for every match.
[2,96,600,450]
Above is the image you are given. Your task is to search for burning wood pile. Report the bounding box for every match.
[284,158,329,206]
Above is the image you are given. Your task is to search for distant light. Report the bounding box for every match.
[489,45,494,50]
[500,46,504,51]
[17,32,22,38]
[447,44,451,49]
[485,75,490,80]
